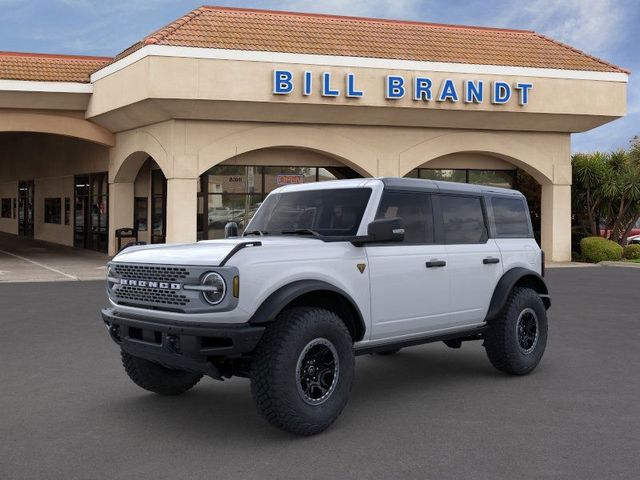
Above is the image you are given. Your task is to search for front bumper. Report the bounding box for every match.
[101,308,265,378]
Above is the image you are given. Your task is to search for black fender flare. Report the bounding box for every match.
[248,280,366,341]
[485,268,551,322]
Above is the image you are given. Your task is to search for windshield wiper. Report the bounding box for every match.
[279,228,321,237]
[243,230,267,236]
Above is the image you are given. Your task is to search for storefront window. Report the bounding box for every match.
[198,165,360,239]
[134,197,148,232]
[405,168,515,188]
[1,198,10,218]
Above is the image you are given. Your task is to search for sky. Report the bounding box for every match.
[0,0,637,153]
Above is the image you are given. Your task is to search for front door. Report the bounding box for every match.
[18,180,34,237]
[366,191,451,341]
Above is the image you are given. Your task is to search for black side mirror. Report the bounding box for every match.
[224,222,239,238]
[365,217,405,243]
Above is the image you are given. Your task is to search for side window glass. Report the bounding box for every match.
[491,197,531,237]
[376,192,433,244]
[440,195,487,244]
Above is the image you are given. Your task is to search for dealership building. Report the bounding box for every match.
[0,6,629,260]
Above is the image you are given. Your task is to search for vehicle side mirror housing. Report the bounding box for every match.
[352,218,404,246]
[224,222,239,238]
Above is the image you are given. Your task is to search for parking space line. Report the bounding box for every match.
[0,250,79,281]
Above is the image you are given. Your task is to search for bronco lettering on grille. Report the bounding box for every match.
[119,279,181,290]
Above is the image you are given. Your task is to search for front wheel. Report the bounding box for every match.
[484,287,548,375]
[250,307,354,436]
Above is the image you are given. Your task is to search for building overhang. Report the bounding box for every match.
[86,46,628,134]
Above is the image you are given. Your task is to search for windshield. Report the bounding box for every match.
[245,188,372,237]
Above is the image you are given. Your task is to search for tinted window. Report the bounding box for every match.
[492,197,531,237]
[440,195,486,244]
[376,192,433,244]
[246,188,371,237]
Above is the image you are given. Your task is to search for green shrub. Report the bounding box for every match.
[623,244,640,260]
[580,237,623,263]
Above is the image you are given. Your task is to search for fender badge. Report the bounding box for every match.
[357,263,366,274]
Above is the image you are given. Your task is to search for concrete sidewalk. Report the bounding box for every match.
[0,232,109,283]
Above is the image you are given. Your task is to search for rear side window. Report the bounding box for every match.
[440,195,487,244]
[376,191,434,244]
[491,197,531,237]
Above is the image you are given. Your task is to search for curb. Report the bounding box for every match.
[599,261,640,268]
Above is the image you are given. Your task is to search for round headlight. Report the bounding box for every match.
[201,272,226,305]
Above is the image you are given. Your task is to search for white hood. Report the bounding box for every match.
[112,237,323,266]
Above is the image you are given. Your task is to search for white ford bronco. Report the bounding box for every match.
[102,178,550,435]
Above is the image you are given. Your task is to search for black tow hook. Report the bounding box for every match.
[166,334,181,353]
[107,324,121,343]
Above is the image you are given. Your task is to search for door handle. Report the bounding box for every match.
[426,260,446,268]
[483,257,500,264]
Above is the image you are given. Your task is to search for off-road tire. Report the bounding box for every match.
[121,350,202,395]
[250,307,355,436]
[484,287,548,375]
[375,348,402,356]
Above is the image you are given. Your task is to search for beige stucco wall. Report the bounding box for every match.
[34,175,73,246]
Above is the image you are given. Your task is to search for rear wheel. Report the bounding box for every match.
[121,351,202,395]
[484,287,548,375]
[250,307,354,436]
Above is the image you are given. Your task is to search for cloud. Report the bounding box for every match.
[498,0,626,55]
[276,0,425,18]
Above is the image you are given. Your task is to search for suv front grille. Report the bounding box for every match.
[113,264,189,282]
[110,263,194,311]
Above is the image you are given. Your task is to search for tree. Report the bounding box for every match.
[572,139,640,246]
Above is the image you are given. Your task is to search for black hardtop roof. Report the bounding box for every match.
[379,177,524,198]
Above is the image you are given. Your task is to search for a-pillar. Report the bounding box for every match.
[165,177,198,245]
[108,182,134,256]
[541,183,572,263]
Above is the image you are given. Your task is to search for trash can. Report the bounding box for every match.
[115,228,142,252]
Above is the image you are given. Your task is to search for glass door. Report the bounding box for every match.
[18,180,35,237]
[74,173,108,252]
[151,169,167,244]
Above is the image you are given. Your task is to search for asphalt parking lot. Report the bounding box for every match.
[1,267,639,480]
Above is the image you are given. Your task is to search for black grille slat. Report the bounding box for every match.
[113,264,189,283]
[116,286,190,306]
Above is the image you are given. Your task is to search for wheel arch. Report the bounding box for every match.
[485,268,551,322]
[249,280,366,342]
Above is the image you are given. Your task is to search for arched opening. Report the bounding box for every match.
[405,153,542,244]
[0,131,111,251]
[108,151,169,251]
[197,147,362,239]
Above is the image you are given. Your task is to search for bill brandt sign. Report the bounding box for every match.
[272,70,533,106]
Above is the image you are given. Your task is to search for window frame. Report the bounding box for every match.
[373,190,436,246]
[434,193,490,245]
[487,195,534,239]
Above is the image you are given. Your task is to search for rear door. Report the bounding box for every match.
[366,190,451,341]
[438,194,503,327]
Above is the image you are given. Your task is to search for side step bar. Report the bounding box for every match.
[354,325,487,356]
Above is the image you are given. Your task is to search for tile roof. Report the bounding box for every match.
[0,51,111,83]
[114,6,628,74]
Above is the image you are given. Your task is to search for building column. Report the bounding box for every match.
[166,177,198,245]
[108,182,134,256]
[541,183,572,263]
